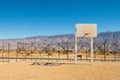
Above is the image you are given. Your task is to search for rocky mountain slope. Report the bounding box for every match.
[0,31,120,49]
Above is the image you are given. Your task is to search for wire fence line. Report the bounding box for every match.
[0,41,120,63]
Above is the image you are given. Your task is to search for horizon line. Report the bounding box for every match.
[0,31,120,40]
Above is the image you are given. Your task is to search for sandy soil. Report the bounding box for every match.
[0,61,120,80]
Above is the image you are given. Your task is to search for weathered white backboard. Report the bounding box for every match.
[75,24,97,37]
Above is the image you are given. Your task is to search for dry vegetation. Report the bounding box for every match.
[0,49,120,60]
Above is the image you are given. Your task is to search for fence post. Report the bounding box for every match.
[47,44,50,62]
[8,43,10,63]
[112,43,117,62]
[85,43,88,61]
[31,43,33,61]
[103,42,106,61]
[16,42,19,62]
[2,41,4,62]
[58,43,60,58]
[67,42,69,60]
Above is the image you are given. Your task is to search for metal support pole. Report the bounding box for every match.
[2,41,4,62]
[86,43,88,61]
[75,34,78,64]
[24,43,27,61]
[16,42,18,62]
[8,43,10,63]
[103,42,106,61]
[47,44,50,62]
[58,43,60,59]
[31,43,33,61]
[90,37,94,64]
[67,42,69,60]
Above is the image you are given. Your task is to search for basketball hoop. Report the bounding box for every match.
[82,33,90,38]
[85,33,89,35]
[75,24,97,64]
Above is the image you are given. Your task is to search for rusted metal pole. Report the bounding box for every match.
[58,43,60,59]
[16,42,19,62]
[8,43,10,63]
[31,43,33,61]
[113,43,117,61]
[67,42,69,60]
[86,43,88,61]
[103,42,106,61]
[2,41,4,62]
[47,44,50,62]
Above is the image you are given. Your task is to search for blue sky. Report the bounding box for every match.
[0,0,120,39]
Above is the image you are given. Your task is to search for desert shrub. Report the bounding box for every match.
[47,50,53,56]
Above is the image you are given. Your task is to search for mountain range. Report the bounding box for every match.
[0,31,120,49]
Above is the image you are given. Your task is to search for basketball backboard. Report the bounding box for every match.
[75,24,97,37]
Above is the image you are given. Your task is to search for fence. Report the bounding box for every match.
[0,41,120,63]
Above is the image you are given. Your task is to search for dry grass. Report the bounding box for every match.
[0,61,120,80]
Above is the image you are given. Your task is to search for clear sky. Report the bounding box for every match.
[0,0,120,39]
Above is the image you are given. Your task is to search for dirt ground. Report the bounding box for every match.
[0,61,120,80]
